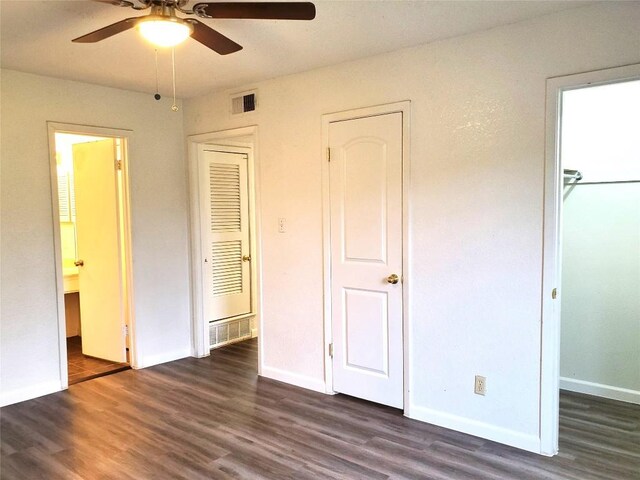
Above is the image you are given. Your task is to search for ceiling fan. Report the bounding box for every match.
[73,0,316,54]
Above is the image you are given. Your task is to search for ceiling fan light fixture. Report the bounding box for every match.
[73,1,316,54]
[138,16,193,48]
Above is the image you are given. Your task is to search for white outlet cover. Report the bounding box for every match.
[474,375,486,396]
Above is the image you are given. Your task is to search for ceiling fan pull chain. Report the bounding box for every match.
[154,49,161,101]
[171,48,179,112]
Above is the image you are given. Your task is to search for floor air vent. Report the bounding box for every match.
[210,317,252,349]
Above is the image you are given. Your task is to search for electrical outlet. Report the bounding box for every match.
[278,217,286,233]
[474,375,486,396]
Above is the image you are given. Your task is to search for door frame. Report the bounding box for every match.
[47,122,138,390]
[540,63,640,456]
[321,101,411,412]
[186,126,262,370]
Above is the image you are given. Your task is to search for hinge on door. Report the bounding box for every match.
[328,343,334,358]
[116,160,123,170]
[123,324,129,337]
[327,147,331,162]
[551,288,557,300]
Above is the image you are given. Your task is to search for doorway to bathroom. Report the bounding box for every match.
[49,124,136,386]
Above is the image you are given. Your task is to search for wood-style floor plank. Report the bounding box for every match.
[1,339,639,479]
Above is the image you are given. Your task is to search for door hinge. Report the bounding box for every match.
[116,160,123,170]
[551,288,557,300]
[123,324,129,337]
[327,147,331,162]
[328,343,334,358]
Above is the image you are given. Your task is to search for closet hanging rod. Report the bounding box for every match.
[565,179,639,186]
[563,169,583,181]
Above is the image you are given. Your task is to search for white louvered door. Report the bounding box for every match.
[200,148,251,321]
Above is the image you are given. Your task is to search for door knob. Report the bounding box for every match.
[74,260,84,267]
[242,255,251,262]
[386,273,399,284]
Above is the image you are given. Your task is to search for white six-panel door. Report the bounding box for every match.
[200,148,252,321]
[73,139,127,363]
[329,113,404,408]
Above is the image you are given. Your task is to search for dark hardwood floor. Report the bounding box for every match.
[2,339,639,479]
[66,336,130,385]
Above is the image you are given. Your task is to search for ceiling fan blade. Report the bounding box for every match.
[193,2,316,20]
[92,0,133,6]
[72,17,139,43]
[186,19,243,55]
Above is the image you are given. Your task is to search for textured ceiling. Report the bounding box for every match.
[1,0,593,98]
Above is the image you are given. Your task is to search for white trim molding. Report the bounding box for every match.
[260,366,326,394]
[409,406,541,454]
[540,63,640,456]
[135,348,192,369]
[560,378,640,405]
[0,381,62,408]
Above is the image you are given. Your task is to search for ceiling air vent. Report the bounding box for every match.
[231,91,256,115]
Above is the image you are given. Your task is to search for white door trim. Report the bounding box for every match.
[186,126,263,372]
[47,122,138,391]
[540,63,640,456]
[321,101,411,412]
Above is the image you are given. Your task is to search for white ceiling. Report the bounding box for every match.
[1,0,593,98]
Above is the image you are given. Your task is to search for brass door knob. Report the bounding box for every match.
[74,260,84,267]
[387,274,399,284]
[242,255,251,262]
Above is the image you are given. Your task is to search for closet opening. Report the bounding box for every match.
[558,79,639,406]
[541,65,640,456]
[50,125,136,386]
[187,127,261,369]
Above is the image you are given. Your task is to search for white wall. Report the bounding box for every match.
[561,183,640,403]
[0,70,192,405]
[183,3,640,452]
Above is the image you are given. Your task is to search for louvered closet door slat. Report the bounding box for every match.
[200,148,251,322]
[210,162,242,233]
[211,240,243,296]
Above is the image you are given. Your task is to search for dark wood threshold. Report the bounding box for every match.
[68,364,131,385]
[66,335,130,385]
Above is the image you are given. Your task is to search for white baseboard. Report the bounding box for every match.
[136,348,191,369]
[0,380,62,407]
[260,366,326,393]
[408,405,541,454]
[251,328,258,338]
[560,377,640,405]
[190,349,210,359]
